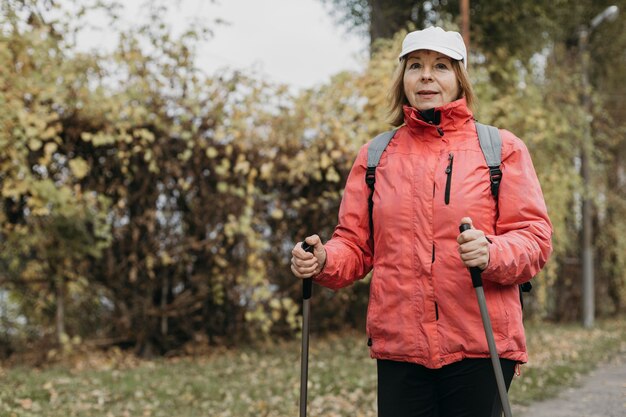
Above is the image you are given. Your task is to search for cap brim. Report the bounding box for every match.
[399,45,464,62]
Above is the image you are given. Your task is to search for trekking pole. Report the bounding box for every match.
[299,241,314,417]
[459,223,513,417]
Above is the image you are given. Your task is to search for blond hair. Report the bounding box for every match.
[387,57,476,127]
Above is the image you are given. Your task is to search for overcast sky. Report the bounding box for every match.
[77,0,368,90]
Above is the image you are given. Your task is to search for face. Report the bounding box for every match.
[403,50,460,111]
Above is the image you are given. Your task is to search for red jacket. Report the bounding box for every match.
[314,98,552,369]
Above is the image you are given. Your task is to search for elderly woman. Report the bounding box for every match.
[291,26,552,417]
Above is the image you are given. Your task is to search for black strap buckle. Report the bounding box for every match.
[365,166,376,189]
[489,166,502,198]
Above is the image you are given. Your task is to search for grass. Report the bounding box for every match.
[1,318,625,417]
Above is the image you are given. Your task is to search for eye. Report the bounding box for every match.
[408,62,422,70]
[435,62,450,70]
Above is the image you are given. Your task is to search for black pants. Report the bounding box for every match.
[377,358,516,417]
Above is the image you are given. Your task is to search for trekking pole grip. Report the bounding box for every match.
[459,223,483,288]
[301,242,314,300]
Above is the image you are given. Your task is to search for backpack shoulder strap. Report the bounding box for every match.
[367,131,396,170]
[475,122,532,302]
[366,130,396,189]
[475,122,503,199]
[365,130,396,235]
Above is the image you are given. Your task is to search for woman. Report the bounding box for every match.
[291,26,552,417]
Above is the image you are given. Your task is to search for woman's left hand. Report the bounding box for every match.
[457,217,490,270]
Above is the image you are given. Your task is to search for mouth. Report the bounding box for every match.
[418,90,439,96]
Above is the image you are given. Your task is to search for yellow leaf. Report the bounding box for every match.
[44,142,58,155]
[217,182,228,193]
[270,208,284,220]
[69,157,90,179]
[2,179,29,198]
[326,167,340,183]
[41,126,58,140]
[31,206,50,216]
[28,138,42,151]
[206,147,218,158]
[19,398,33,410]
[320,153,333,169]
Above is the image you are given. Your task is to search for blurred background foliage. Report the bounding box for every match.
[0,0,624,359]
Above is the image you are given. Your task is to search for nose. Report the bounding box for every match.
[421,67,433,81]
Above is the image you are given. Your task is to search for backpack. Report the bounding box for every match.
[365,122,532,304]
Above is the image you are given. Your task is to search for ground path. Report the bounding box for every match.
[513,352,626,417]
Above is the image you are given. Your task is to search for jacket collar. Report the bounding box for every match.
[403,97,474,136]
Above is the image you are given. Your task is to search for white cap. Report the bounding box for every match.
[399,27,467,68]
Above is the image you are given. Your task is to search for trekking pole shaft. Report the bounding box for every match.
[475,286,513,417]
[299,242,314,417]
[299,298,310,417]
[459,223,513,417]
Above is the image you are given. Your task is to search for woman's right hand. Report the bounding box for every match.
[290,234,327,279]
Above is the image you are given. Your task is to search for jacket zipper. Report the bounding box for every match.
[425,119,444,137]
[445,152,454,205]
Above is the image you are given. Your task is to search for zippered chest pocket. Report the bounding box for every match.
[444,152,454,205]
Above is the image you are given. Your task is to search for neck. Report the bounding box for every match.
[418,108,441,125]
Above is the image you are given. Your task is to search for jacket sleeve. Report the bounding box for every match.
[482,131,553,286]
[314,144,374,290]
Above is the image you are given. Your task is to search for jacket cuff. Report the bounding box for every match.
[313,249,335,286]
[482,235,499,277]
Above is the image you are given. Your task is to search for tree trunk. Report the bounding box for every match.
[368,0,417,48]
[56,275,66,344]
[160,275,169,336]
